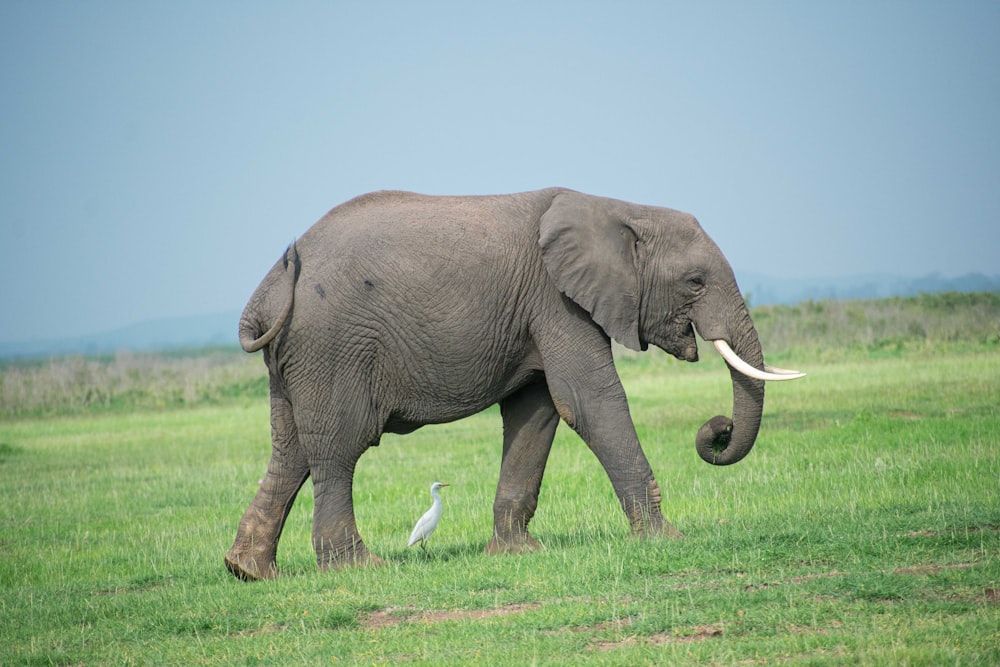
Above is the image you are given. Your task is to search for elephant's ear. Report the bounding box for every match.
[538,192,643,351]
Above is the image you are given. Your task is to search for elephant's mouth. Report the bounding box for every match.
[675,340,699,362]
[650,320,700,362]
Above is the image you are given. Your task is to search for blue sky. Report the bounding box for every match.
[2,1,998,343]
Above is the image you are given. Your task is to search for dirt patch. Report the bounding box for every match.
[360,602,540,629]
[892,562,978,576]
[788,571,846,584]
[587,617,634,634]
[588,624,723,652]
[907,529,938,538]
[741,559,986,593]
[229,623,286,638]
[907,525,1000,538]
[650,625,724,645]
[788,620,842,635]
[93,578,169,596]
[743,571,845,592]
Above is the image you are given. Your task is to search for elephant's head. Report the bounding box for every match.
[539,190,803,466]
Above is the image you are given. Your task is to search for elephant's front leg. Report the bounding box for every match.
[226,392,309,581]
[486,381,560,554]
[544,346,683,539]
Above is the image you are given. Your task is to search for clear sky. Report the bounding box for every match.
[2,1,998,343]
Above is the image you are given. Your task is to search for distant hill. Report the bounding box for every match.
[736,271,1000,308]
[1,273,998,360]
[0,311,242,360]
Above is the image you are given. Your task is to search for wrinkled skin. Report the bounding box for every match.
[226,189,770,580]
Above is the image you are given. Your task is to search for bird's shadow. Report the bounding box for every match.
[390,530,600,565]
[393,541,485,564]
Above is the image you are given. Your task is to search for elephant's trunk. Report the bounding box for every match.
[695,310,766,466]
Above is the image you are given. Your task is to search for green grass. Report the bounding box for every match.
[2,297,999,665]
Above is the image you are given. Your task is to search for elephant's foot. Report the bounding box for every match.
[316,549,385,572]
[226,465,308,581]
[634,519,685,540]
[225,548,279,582]
[314,533,385,570]
[622,479,684,539]
[489,493,543,555]
[485,530,543,555]
[226,513,282,581]
[317,548,385,570]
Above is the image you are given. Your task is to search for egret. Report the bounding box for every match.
[407,482,449,550]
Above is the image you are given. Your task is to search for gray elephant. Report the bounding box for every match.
[225,188,803,580]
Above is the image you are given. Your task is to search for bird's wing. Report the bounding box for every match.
[408,509,433,546]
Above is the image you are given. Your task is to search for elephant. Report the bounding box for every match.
[225,188,803,580]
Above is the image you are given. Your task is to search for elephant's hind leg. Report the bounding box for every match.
[309,464,384,570]
[226,390,309,581]
[486,381,559,554]
[298,397,385,570]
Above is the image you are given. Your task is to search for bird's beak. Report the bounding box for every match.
[440,483,450,487]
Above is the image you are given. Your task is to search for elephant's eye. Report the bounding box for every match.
[687,274,706,289]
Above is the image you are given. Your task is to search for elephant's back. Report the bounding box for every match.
[304,189,559,243]
[293,189,559,280]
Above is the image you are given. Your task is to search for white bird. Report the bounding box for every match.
[407,482,449,550]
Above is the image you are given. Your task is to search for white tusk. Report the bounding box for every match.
[764,364,804,376]
[712,340,806,381]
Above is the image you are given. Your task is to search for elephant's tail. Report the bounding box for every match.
[239,242,299,353]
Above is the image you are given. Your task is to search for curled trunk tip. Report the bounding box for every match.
[696,415,737,465]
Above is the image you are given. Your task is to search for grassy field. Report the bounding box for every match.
[1,294,998,665]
